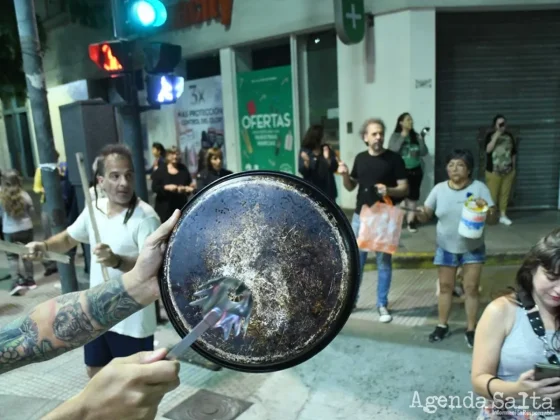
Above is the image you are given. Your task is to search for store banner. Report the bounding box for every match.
[237,66,295,174]
[176,75,225,177]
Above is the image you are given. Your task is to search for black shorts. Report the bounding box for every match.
[406,166,423,201]
[84,331,154,367]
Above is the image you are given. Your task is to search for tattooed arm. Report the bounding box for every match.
[0,275,146,374]
[0,209,181,375]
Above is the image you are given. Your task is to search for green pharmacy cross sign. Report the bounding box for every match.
[334,0,365,45]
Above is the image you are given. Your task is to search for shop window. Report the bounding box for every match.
[251,44,291,70]
[185,54,221,81]
[3,111,35,178]
[236,38,291,72]
[302,30,339,151]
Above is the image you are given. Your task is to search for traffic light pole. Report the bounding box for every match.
[111,0,149,202]
[111,0,126,38]
[118,97,149,202]
[13,0,78,294]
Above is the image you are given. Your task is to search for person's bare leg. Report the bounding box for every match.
[438,266,457,325]
[406,199,418,225]
[461,263,483,331]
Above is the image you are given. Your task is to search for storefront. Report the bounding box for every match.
[150,0,347,202]
[436,10,560,210]
[3,0,560,210]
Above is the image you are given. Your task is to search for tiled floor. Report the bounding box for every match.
[353,268,438,327]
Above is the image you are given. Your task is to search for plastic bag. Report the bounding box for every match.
[357,197,404,254]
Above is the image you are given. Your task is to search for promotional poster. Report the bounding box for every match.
[176,75,225,176]
[237,66,295,174]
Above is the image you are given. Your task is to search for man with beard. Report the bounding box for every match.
[338,118,409,323]
[26,144,160,378]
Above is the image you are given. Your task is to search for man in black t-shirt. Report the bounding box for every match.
[339,118,408,323]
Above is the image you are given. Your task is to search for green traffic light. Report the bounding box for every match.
[130,0,167,28]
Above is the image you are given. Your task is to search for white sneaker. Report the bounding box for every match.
[378,306,392,323]
[499,215,512,226]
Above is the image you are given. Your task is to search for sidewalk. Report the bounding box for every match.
[0,252,516,419]
[343,209,560,268]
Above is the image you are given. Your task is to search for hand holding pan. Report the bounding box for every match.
[159,171,360,373]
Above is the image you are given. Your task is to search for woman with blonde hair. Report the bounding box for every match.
[196,147,232,190]
[0,170,37,295]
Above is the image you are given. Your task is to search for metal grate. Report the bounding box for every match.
[163,389,252,420]
[436,10,560,209]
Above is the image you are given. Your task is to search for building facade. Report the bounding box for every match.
[1,0,559,210]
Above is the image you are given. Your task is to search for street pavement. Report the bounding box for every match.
[0,251,520,420]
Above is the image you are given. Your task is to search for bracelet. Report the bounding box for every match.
[42,241,49,251]
[112,256,123,270]
[486,376,499,400]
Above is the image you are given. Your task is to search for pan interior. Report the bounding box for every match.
[162,174,354,368]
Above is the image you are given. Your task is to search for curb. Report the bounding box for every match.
[364,251,527,270]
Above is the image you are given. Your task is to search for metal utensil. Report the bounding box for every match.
[165,277,253,361]
[0,240,70,264]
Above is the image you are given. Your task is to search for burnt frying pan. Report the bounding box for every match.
[159,171,359,373]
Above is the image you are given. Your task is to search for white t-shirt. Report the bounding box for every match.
[67,198,161,338]
[424,180,494,254]
[0,190,34,234]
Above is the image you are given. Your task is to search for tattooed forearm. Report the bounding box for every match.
[0,277,143,375]
[0,315,65,374]
[53,294,94,345]
[87,280,143,327]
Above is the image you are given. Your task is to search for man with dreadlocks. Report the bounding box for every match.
[26,144,161,378]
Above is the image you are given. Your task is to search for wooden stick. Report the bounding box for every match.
[76,153,110,282]
[0,240,70,264]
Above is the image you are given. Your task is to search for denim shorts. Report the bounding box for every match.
[433,245,486,267]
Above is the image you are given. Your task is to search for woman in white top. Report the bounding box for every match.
[472,228,560,419]
[417,149,497,347]
[0,170,36,295]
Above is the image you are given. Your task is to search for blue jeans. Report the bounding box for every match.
[351,213,393,308]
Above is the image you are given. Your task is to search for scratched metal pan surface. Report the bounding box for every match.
[159,170,360,373]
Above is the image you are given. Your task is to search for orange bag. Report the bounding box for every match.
[356,196,404,254]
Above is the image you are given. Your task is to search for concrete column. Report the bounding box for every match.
[409,9,436,202]
[336,9,436,209]
[220,47,242,173]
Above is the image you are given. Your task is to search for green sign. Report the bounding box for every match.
[237,66,295,174]
[334,0,365,45]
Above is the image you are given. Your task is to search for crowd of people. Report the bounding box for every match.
[0,114,557,419]
[0,140,235,418]
[297,115,560,419]
[297,114,516,336]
